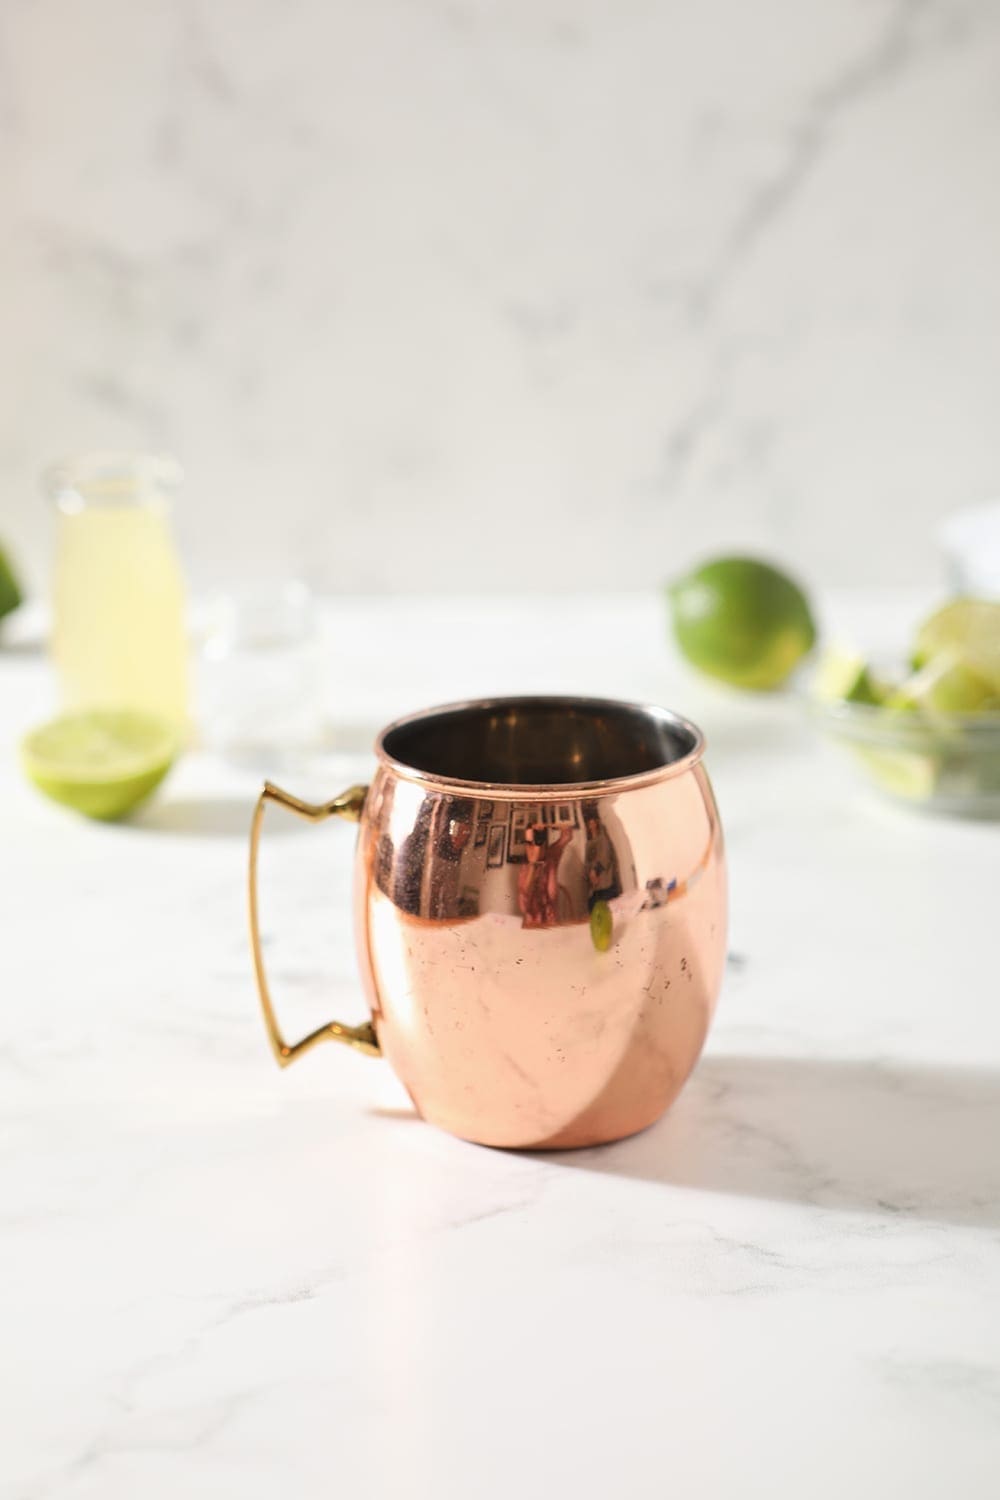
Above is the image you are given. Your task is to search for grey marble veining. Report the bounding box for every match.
[1,0,999,597]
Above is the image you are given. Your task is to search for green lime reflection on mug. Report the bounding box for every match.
[590,900,613,953]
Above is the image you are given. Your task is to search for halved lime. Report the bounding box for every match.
[913,599,1000,693]
[0,543,22,622]
[667,556,817,691]
[21,710,178,820]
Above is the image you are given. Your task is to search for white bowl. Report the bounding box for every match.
[939,501,1000,599]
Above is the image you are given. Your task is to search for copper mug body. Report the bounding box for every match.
[249,696,727,1149]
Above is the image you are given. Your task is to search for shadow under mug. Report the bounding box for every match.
[248,695,727,1149]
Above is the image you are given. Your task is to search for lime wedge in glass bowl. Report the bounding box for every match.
[803,651,1000,817]
[21,710,178,820]
[812,649,889,707]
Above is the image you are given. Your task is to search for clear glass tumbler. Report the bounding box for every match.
[46,453,190,728]
[197,580,325,761]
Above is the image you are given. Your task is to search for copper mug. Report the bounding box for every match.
[249,696,726,1149]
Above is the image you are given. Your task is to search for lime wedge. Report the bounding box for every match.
[886,655,997,715]
[0,543,23,622]
[853,747,938,802]
[813,650,885,706]
[913,599,1000,692]
[21,710,178,820]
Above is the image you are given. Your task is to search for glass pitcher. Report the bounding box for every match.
[46,453,190,729]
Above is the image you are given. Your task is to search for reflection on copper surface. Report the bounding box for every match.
[370,789,659,937]
[583,798,622,913]
[517,823,573,928]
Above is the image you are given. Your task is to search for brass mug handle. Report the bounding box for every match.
[248,781,381,1066]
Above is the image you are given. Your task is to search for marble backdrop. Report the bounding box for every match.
[1,0,998,594]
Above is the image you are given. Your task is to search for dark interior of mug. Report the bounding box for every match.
[380,697,699,786]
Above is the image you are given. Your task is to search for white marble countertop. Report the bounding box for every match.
[3,593,999,1499]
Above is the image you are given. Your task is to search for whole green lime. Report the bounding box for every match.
[0,543,22,622]
[667,556,817,691]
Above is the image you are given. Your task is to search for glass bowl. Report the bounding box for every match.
[803,685,1000,818]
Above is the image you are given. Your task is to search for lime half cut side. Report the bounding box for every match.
[21,709,178,820]
[914,599,1000,692]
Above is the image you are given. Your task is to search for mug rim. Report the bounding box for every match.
[374,694,706,800]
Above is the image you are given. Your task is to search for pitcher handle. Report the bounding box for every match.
[248,781,381,1066]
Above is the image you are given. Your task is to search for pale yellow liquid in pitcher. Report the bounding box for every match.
[52,503,190,727]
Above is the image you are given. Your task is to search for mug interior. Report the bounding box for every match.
[379,696,701,789]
